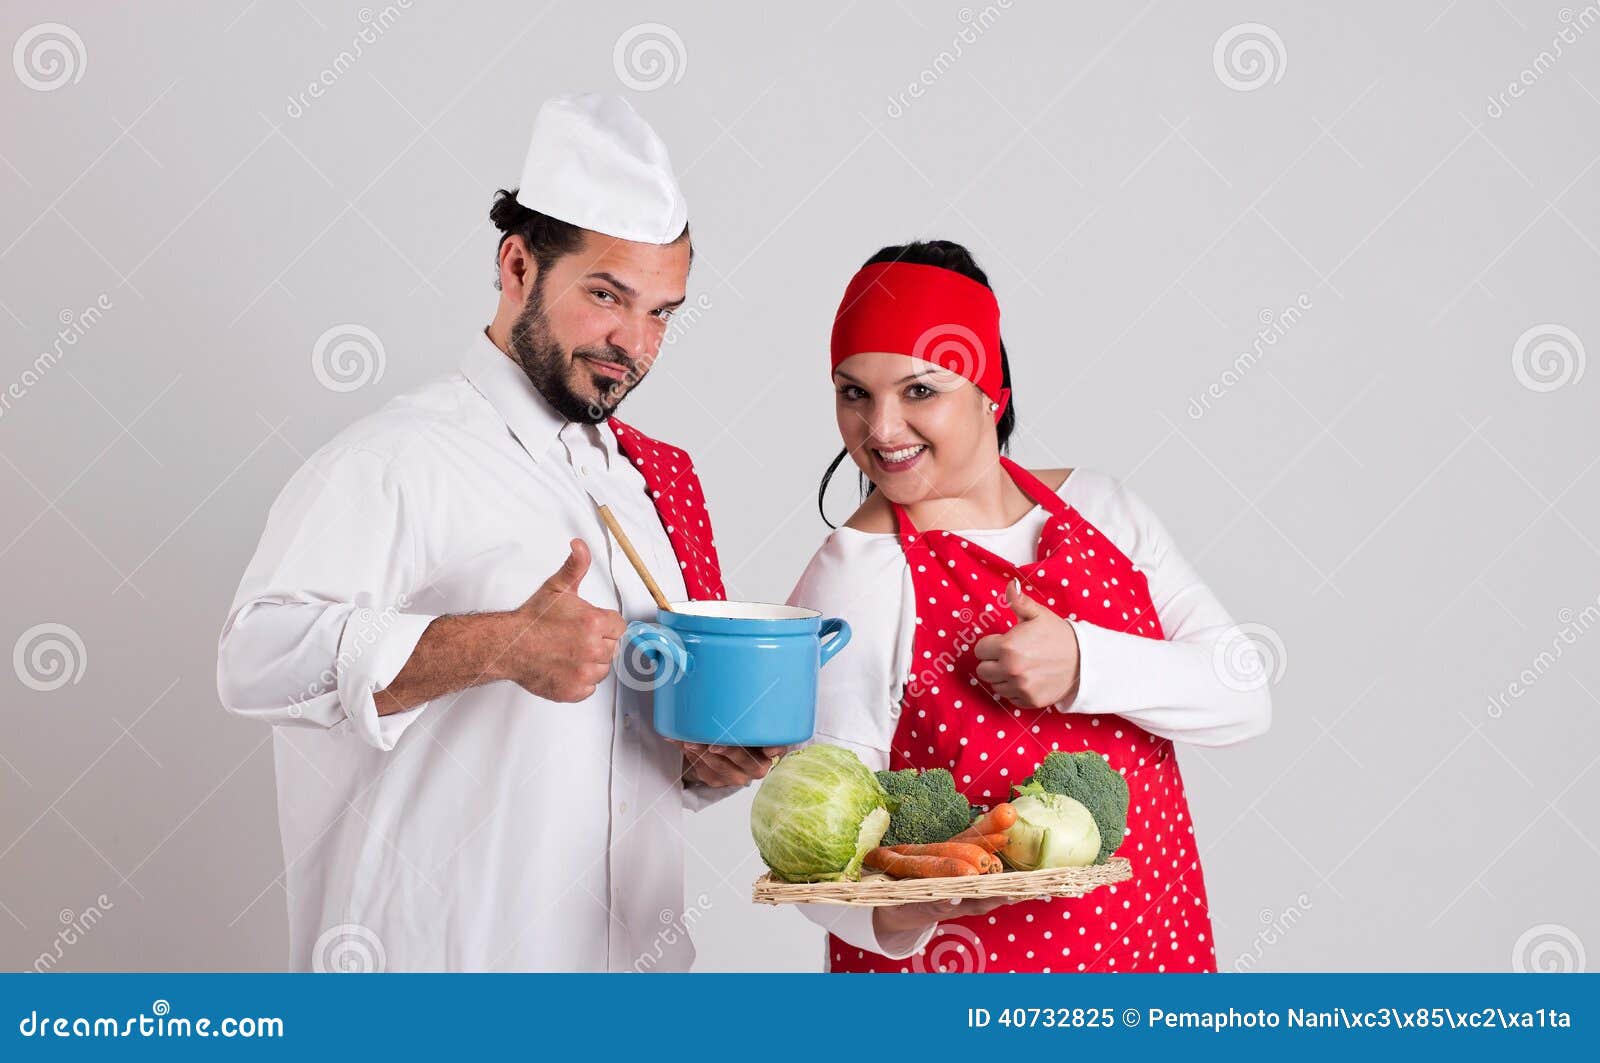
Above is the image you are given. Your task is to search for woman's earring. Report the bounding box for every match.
[989,401,999,413]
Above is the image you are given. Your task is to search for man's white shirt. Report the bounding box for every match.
[217,335,906,970]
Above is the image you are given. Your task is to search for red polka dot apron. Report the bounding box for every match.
[610,418,726,601]
[829,458,1216,974]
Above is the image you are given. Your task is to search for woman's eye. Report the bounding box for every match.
[906,383,935,399]
[837,386,865,401]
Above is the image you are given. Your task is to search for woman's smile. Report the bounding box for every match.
[870,442,928,473]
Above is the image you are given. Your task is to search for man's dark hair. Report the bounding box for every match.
[489,189,692,289]
[489,189,587,289]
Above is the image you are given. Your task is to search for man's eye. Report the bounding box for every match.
[655,308,674,320]
[592,290,617,303]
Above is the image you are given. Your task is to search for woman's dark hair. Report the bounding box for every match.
[817,239,1017,528]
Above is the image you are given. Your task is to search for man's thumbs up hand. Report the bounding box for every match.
[505,539,627,702]
[538,539,592,596]
[973,578,1082,708]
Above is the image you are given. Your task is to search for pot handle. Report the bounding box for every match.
[621,621,691,680]
[817,617,852,667]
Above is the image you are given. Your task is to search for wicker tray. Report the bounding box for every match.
[752,856,1131,907]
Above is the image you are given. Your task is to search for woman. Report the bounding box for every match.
[788,240,1271,973]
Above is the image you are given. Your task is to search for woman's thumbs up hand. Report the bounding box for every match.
[1004,576,1050,621]
[972,578,1082,708]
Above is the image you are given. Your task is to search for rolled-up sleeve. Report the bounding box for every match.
[216,446,439,752]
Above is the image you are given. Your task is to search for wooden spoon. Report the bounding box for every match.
[596,504,673,612]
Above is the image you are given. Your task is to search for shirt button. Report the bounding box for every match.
[578,465,589,476]
[619,802,629,814]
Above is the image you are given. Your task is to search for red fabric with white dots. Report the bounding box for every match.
[830,458,1216,974]
[609,418,726,602]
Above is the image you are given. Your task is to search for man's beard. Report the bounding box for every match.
[507,286,646,424]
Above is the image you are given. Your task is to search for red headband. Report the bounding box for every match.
[830,261,1009,420]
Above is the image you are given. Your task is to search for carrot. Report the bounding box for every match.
[950,831,1012,856]
[972,802,1018,834]
[952,824,1014,849]
[951,804,1016,844]
[982,832,1010,853]
[864,848,981,879]
[886,841,989,861]
[886,842,995,870]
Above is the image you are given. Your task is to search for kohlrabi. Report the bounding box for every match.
[1001,792,1102,871]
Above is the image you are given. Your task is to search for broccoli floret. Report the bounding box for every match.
[874,768,973,846]
[1013,751,1129,863]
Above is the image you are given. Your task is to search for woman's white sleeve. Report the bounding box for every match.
[782,532,934,961]
[785,531,916,756]
[1059,472,1272,747]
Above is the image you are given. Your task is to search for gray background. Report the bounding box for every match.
[2,0,1596,973]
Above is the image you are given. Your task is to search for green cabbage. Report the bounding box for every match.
[750,745,891,883]
[1001,792,1101,871]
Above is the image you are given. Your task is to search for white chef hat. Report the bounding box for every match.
[514,93,688,245]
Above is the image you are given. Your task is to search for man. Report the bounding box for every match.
[218,93,936,972]
[219,94,764,972]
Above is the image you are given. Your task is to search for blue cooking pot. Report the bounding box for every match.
[619,601,851,746]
